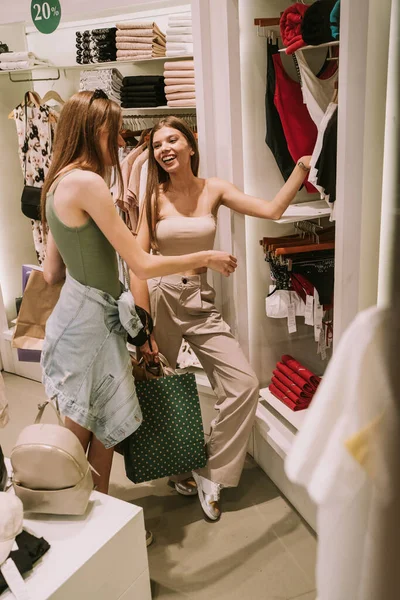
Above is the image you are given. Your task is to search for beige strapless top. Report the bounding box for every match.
[155,214,217,256]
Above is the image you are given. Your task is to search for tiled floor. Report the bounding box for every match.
[1,372,317,600]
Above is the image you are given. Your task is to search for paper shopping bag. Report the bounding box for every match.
[122,371,207,483]
[12,269,63,351]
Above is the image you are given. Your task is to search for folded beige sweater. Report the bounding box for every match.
[166,91,196,100]
[116,42,165,51]
[117,21,157,30]
[117,50,152,57]
[116,28,154,37]
[116,35,164,44]
[163,69,195,78]
[167,98,196,107]
[164,77,195,85]
[117,49,165,58]
[165,84,196,93]
[116,22,166,39]
[164,59,194,70]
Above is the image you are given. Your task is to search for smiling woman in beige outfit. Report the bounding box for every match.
[131,116,312,521]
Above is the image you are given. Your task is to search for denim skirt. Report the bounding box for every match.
[41,274,143,448]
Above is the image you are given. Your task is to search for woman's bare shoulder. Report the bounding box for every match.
[55,169,108,197]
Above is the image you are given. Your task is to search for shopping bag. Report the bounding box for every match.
[130,353,175,382]
[122,361,207,483]
[12,269,63,351]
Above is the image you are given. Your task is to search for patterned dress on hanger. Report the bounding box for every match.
[13,104,58,265]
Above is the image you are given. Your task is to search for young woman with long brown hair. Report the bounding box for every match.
[131,116,312,521]
[40,91,237,503]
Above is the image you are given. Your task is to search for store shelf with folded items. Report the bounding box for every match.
[0,50,49,71]
[76,28,117,64]
[164,60,196,107]
[115,21,166,61]
[166,13,193,57]
[120,75,166,109]
[268,355,321,412]
[279,0,340,55]
[261,221,335,360]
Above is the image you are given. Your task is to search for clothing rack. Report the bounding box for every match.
[254,17,281,40]
[7,69,61,83]
[122,112,197,130]
[279,40,340,53]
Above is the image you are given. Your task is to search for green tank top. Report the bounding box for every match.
[46,169,121,299]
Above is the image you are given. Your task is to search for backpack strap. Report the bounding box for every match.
[35,401,64,426]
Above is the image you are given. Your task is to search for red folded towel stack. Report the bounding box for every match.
[280,3,309,55]
[269,354,321,411]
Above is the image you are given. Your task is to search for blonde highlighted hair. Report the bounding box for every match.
[41,90,123,227]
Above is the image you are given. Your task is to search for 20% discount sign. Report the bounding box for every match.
[31,0,61,34]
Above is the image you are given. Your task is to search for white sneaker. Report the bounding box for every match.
[192,472,222,521]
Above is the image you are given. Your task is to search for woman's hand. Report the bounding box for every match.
[139,333,159,365]
[207,251,238,277]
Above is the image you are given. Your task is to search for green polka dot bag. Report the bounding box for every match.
[122,369,207,484]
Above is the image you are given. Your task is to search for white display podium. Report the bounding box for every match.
[2,461,151,600]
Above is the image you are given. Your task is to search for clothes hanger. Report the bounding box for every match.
[8,91,42,119]
[261,226,335,252]
[41,90,65,106]
[275,241,335,256]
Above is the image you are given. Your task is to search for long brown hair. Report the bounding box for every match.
[41,90,123,227]
[143,116,199,250]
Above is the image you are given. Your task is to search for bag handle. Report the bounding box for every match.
[157,353,175,377]
[34,400,64,426]
[135,353,175,379]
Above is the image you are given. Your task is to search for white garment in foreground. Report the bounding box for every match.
[285,306,392,600]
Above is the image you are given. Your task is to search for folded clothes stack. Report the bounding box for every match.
[120,75,166,108]
[115,21,166,61]
[269,354,321,411]
[79,68,123,104]
[164,60,196,107]
[0,51,48,71]
[166,13,193,57]
[76,28,117,64]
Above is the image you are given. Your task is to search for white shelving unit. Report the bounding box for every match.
[278,40,339,53]
[259,386,309,431]
[276,200,331,224]
[0,55,194,77]
[3,461,151,600]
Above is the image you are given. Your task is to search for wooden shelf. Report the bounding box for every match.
[0,55,194,76]
[276,200,331,224]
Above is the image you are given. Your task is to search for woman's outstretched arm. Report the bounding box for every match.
[216,156,312,221]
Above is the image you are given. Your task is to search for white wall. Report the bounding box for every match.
[358,0,391,310]
[238,0,330,385]
[0,0,186,25]
[0,23,38,322]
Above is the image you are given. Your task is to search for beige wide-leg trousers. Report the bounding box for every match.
[148,274,259,488]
